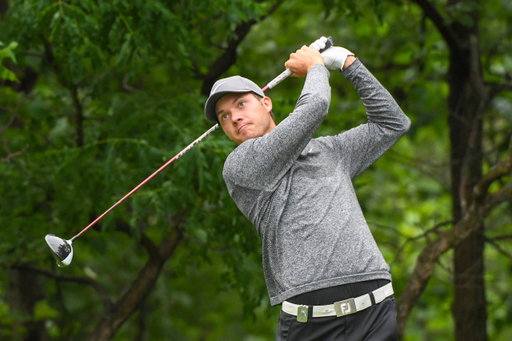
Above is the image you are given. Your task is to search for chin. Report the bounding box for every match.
[235,130,265,144]
[244,133,262,141]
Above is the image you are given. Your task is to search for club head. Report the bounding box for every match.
[45,234,73,268]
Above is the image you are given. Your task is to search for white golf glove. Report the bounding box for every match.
[321,46,354,71]
[310,36,354,71]
[309,36,330,51]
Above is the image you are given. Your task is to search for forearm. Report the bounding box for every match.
[342,59,410,132]
[332,59,410,178]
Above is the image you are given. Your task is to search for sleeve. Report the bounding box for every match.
[223,64,332,191]
[335,59,411,179]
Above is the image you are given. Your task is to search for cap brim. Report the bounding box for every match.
[205,91,231,122]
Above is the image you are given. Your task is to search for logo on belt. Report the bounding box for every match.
[334,298,357,317]
[340,302,352,314]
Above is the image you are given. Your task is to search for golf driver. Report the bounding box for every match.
[45,36,334,267]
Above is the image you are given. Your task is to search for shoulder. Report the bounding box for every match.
[224,139,255,163]
[222,139,256,178]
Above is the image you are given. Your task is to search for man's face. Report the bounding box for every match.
[215,92,275,145]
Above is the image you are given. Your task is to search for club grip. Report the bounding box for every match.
[319,36,334,53]
[262,36,335,92]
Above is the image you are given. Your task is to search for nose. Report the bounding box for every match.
[230,110,244,123]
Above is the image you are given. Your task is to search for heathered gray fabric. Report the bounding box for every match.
[222,59,411,306]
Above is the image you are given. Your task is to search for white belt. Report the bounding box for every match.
[282,282,394,322]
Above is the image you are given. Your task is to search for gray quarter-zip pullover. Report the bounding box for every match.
[223,59,411,305]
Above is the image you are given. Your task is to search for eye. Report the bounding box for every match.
[221,114,229,121]
[238,101,245,108]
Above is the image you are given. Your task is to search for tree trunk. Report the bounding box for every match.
[406,0,490,339]
[453,227,487,340]
[88,228,183,341]
[0,0,8,17]
[446,1,488,338]
[6,268,49,341]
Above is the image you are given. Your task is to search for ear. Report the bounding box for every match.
[262,96,273,113]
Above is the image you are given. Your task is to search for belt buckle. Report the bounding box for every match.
[334,298,356,317]
[297,305,308,323]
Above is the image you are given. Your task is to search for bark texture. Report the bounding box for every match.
[396,0,512,339]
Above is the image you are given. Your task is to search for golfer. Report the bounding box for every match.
[204,40,410,340]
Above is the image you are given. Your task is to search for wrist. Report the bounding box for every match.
[307,61,324,72]
[343,55,356,70]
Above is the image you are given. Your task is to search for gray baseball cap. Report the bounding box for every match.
[204,76,264,122]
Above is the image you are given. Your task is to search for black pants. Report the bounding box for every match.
[276,280,398,341]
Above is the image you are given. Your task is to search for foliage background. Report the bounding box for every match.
[0,0,511,340]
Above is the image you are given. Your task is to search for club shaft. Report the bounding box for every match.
[262,69,292,92]
[71,123,220,241]
[70,71,280,242]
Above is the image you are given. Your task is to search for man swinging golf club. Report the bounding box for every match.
[204,37,411,340]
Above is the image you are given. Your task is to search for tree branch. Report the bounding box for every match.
[491,234,512,241]
[396,151,511,336]
[485,188,512,212]
[115,220,161,261]
[88,215,185,341]
[199,0,283,96]
[484,236,512,263]
[473,148,512,200]
[70,84,84,148]
[0,103,57,148]
[43,40,86,148]
[411,0,464,57]
[392,220,454,265]
[396,230,453,335]
[486,80,512,98]
[480,145,512,212]
[0,144,28,162]
[10,263,113,310]
[0,102,29,162]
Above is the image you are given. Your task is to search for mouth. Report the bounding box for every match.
[238,123,250,134]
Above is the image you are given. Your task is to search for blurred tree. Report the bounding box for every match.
[1,0,283,340]
[389,1,512,340]
[1,0,511,340]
